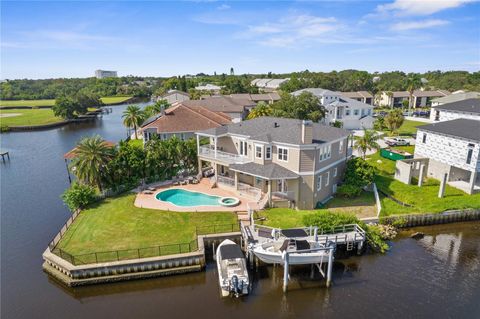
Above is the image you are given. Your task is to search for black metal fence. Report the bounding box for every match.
[50,222,240,266]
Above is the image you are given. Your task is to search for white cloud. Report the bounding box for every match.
[245,14,342,47]
[377,0,473,16]
[391,19,450,31]
[217,4,230,11]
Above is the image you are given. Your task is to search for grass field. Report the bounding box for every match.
[397,119,426,136]
[0,108,63,127]
[366,146,480,216]
[55,193,237,262]
[0,96,132,108]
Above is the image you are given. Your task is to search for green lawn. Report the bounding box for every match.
[366,148,480,216]
[55,193,237,263]
[397,119,425,136]
[0,96,132,108]
[0,108,63,127]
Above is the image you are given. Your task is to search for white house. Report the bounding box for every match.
[292,88,374,130]
[251,78,289,92]
[411,119,480,194]
[153,90,190,105]
[431,91,480,106]
[430,98,480,122]
[377,90,449,108]
[194,83,223,94]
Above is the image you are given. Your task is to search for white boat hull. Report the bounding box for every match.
[216,239,249,297]
[253,246,330,265]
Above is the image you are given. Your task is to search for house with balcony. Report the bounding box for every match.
[195,117,351,209]
[430,98,480,122]
[378,90,449,108]
[292,88,374,130]
[395,118,480,194]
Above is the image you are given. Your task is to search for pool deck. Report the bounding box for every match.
[134,179,257,212]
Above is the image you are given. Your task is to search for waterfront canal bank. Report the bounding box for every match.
[2,104,480,318]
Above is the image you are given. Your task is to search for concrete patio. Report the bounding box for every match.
[134,178,259,212]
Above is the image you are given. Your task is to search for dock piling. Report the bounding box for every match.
[282,251,289,293]
[326,249,333,287]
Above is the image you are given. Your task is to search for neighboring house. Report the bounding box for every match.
[194,83,223,94]
[94,69,117,79]
[230,92,281,104]
[430,98,480,122]
[395,119,480,194]
[340,91,374,105]
[378,90,449,108]
[183,96,256,123]
[195,117,351,209]
[431,91,480,106]
[140,103,231,142]
[153,90,190,105]
[292,88,374,130]
[251,78,289,92]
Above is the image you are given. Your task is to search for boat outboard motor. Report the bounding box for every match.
[326,240,336,252]
[231,275,241,297]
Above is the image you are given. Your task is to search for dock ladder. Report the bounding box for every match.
[346,238,354,251]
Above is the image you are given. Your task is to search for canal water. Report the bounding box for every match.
[1,105,479,319]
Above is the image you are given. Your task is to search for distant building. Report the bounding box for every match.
[430,98,480,122]
[153,90,190,105]
[184,96,256,123]
[95,70,118,79]
[377,90,449,108]
[229,92,281,104]
[194,83,223,94]
[251,78,289,92]
[431,91,480,106]
[340,91,374,105]
[292,88,374,130]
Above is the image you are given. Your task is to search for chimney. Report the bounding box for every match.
[301,120,313,144]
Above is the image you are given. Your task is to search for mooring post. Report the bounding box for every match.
[212,241,216,261]
[326,248,333,287]
[283,251,289,293]
[438,173,447,198]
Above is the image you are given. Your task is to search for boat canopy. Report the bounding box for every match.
[279,239,311,252]
[219,244,244,260]
[281,229,308,238]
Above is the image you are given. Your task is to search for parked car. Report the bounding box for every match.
[385,138,410,146]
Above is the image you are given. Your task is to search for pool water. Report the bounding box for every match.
[156,189,223,207]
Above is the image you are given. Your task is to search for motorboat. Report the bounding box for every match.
[216,239,249,297]
[252,238,333,265]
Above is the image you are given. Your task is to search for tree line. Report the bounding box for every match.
[3,70,479,101]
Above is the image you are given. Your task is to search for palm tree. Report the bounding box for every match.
[406,74,422,115]
[71,135,114,191]
[384,108,405,136]
[354,129,380,159]
[247,101,273,119]
[122,105,145,139]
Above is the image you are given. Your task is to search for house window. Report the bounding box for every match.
[354,109,359,116]
[240,141,248,156]
[422,133,427,144]
[345,109,350,116]
[317,175,322,191]
[278,147,288,161]
[466,148,473,165]
[265,146,272,160]
[325,172,330,186]
[180,133,186,141]
[319,145,331,161]
[162,134,167,140]
[339,140,344,153]
[334,167,337,177]
[255,145,262,159]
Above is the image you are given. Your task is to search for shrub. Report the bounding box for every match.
[303,211,390,253]
[336,184,362,198]
[61,182,97,211]
[345,157,376,187]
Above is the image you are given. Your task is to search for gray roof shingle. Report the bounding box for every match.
[418,118,480,142]
[196,117,349,145]
[229,162,298,180]
[433,98,480,114]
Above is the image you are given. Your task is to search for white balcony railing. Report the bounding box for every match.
[217,175,235,188]
[198,145,251,164]
[272,191,296,201]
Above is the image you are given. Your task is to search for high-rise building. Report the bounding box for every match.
[95,70,117,79]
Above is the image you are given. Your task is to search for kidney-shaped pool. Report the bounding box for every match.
[156,189,239,207]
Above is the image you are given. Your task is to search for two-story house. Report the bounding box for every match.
[340,91,374,105]
[430,98,480,122]
[395,118,479,194]
[195,117,351,209]
[292,88,374,130]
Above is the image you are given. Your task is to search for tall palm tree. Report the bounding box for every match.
[354,129,380,159]
[71,135,114,191]
[247,101,273,119]
[122,105,145,139]
[406,74,422,115]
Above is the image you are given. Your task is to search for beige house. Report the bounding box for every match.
[195,117,351,209]
[377,90,449,108]
[340,91,374,105]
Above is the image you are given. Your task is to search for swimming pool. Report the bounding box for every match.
[156,189,239,207]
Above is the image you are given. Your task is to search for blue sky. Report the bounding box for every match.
[1,1,479,79]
